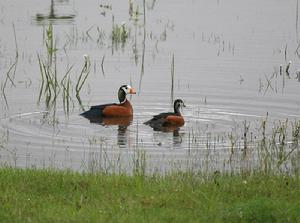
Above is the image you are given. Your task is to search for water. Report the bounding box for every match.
[0,0,299,173]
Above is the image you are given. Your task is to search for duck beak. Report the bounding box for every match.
[129,87,136,94]
[182,102,186,107]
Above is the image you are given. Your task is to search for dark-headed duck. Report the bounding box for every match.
[144,99,185,130]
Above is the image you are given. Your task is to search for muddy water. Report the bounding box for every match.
[0,0,299,173]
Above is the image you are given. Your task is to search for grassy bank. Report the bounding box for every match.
[0,168,299,223]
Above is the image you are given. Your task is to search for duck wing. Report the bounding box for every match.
[90,103,117,110]
[81,103,117,117]
[144,112,175,126]
[152,112,175,120]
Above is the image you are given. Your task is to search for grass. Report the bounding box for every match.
[0,168,299,223]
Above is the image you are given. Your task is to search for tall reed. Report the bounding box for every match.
[170,54,175,103]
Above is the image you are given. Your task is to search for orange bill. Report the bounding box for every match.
[129,87,136,94]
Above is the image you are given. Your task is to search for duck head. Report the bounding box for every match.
[118,85,136,103]
[174,99,186,114]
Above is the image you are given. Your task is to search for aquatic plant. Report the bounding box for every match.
[37,24,58,108]
[61,65,74,114]
[37,24,90,114]
[101,54,105,76]
[134,149,147,176]
[75,55,91,108]
[170,54,175,103]
[241,117,300,175]
[1,24,19,108]
[182,114,300,176]
[111,19,129,49]
[285,60,292,74]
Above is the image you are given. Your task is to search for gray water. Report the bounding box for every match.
[0,0,299,173]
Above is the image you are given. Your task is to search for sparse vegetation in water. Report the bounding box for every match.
[170,53,175,103]
[129,1,142,22]
[61,65,74,115]
[101,54,106,76]
[0,168,299,222]
[183,115,300,175]
[258,118,300,174]
[75,54,91,108]
[111,18,129,49]
[200,32,235,56]
[99,4,112,10]
[37,24,90,114]
[37,23,59,108]
[260,61,300,95]
[1,24,19,108]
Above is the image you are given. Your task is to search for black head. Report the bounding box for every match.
[174,99,186,114]
[118,85,136,103]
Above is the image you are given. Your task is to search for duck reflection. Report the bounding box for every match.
[151,126,184,146]
[117,125,129,146]
[81,115,132,146]
[85,116,133,127]
[150,125,180,133]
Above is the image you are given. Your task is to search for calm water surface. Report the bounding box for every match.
[0,0,299,173]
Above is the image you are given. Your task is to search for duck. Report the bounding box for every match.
[144,99,186,131]
[80,85,136,121]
